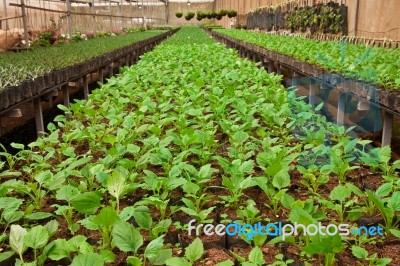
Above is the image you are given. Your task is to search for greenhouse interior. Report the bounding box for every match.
[0,0,400,265]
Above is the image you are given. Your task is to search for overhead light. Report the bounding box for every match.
[187,0,191,6]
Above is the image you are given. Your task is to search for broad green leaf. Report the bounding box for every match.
[24,225,49,250]
[70,253,104,266]
[71,192,102,215]
[351,246,368,259]
[330,185,351,202]
[249,247,265,265]
[0,197,23,214]
[56,185,80,202]
[147,249,172,265]
[288,207,317,226]
[0,251,14,263]
[131,206,153,230]
[25,212,52,220]
[93,206,120,228]
[3,211,24,224]
[390,229,400,238]
[375,182,393,198]
[44,220,59,237]
[215,260,234,266]
[239,160,254,173]
[47,239,72,261]
[107,171,126,199]
[387,191,400,211]
[144,236,165,260]
[232,131,249,144]
[126,256,142,266]
[111,220,143,253]
[185,237,204,262]
[272,170,291,189]
[302,234,345,255]
[99,250,115,263]
[9,225,27,257]
[165,257,191,266]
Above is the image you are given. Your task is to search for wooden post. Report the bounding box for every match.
[109,0,113,31]
[33,98,44,137]
[83,75,89,100]
[92,0,96,34]
[292,71,300,87]
[382,111,393,147]
[66,0,72,37]
[125,54,130,66]
[277,64,282,75]
[98,68,104,83]
[63,85,70,107]
[48,93,53,108]
[20,0,30,48]
[109,63,114,78]
[268,61,274,73]
[3,0,9,30]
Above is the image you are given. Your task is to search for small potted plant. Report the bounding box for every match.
[175,12,183,18]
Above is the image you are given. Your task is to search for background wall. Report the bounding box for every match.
[1,0,400,41]
[214,0,400,41]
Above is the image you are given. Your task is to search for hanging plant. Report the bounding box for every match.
[175,12,183,18]
[219,10,228,16]
[197,11,206,20]
[227,10,238,18]
[185,12,195,21]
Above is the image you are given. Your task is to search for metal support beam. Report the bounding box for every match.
[382,111,393,147]
[33,98,44,137]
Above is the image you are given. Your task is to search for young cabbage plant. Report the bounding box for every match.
[318,185,357,222]
[217,158,255,207]
[1,170,59,208]
[254,170,294,217]
[326,139,360,183]
[297,164,331,194]
[126,235,172,266]
[179,198,215,224]
[360,146,400,181]
[366,190,400,236]
[0,197,24,236]
[231,246,266,266]
[236,199,263,225]
[351,246,392,266]
[80,206,120,249]
[302,234,345,266]
[0,143,30,172]
[165,237,204,266]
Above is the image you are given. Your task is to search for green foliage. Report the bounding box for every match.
[215,28,400,88]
